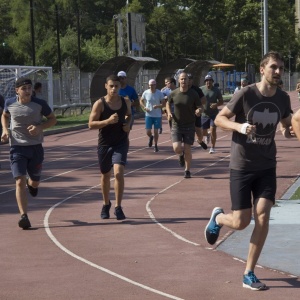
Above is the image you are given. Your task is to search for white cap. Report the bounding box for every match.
[117,71,127,77]
[149,79,156,85]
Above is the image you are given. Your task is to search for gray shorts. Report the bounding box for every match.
[10,144,44,181]
[171,127,195,145]
[230,168,276,210]
[97,142,128,174]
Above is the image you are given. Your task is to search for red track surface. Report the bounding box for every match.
[1,92,300,300]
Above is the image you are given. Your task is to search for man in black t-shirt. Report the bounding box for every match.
[204,51,294,291]
[88,74,131,221]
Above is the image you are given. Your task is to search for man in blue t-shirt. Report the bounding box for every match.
[117,71,139,130]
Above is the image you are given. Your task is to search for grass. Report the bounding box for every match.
[45,112,90,131]
[290,187,300,200]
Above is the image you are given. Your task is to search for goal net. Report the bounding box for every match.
[0,65,53,108]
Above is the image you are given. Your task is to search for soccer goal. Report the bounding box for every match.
[0,65,53,108]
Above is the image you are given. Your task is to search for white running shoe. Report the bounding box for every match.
[209,147,215,154]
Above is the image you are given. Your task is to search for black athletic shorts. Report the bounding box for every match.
[230,167,276,210]
[97,142,128,174]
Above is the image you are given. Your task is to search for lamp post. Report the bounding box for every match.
[29,0,36,65]
[288,51,292,92]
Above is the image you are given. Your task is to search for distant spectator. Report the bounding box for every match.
[32,82,42,97]
[0,93,4,140]
[296,81,300,97]
[234,78,248,94]
[277,79,283,90]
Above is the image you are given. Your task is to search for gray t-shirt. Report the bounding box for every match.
[5,96,52,146]
[227,84,291,171]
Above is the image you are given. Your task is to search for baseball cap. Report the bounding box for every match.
[15,77,32,88]
[204,75,214,82]
[149,79,156,85]
[117,71,127,77]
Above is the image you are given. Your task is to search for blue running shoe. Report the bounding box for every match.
[204,207,224,245]
[243,271,267,291]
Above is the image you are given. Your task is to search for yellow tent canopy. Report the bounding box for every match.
[212,63,235,68]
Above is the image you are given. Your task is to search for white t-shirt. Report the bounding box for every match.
[141,89,164,117]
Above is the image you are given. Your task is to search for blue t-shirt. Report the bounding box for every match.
[118,85,138,114]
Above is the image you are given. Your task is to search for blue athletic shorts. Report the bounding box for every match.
[230,168,276,210]
[145,116,162,130]
[201,115,217,129]
[10,144,44,181]
[171,127,195,145]
[97,142,128,174]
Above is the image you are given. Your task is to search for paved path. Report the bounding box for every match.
[0,92,300,300]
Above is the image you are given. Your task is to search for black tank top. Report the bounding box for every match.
[98,97,128,146]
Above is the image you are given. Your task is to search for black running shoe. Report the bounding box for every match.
[114,206,126,220]
[18,214,31,230]
[199,141,208,150]
[179,153,185,167]
[27,179,38,197]
[184,170,191,178]
[154,145,159,152]
[148,135,154,147]
[101,201,111,219]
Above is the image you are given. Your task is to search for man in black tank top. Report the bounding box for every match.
[88,75,132,220]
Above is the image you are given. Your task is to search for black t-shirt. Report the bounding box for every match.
[227,84,291,171]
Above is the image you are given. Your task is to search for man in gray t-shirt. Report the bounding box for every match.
[204,51,294,291]
[1,77,56,230]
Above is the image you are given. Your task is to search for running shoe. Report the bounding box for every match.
[148,135,154,147]
[26,179,38,197]
[199,141,208,150]
[101,201,111,219]
[179,153,185,167]
[243,271,267,291]
[154,145,159,152]
[18,214,31,230]
[114,206,126,220]
[184,170,191,178]
[209,147,215,154]
[204,207,224,245]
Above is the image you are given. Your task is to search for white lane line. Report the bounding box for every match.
[44,190,184,300]
[146,154,231,246]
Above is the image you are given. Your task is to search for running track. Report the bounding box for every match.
[0,92,300,300]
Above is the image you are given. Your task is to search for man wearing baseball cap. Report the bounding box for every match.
[139,79,165,152]
[117,71,139,131]
[1,77,57,229]
[199,74,223,154]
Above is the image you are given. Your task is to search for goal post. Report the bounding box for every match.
[0,65,54,109]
